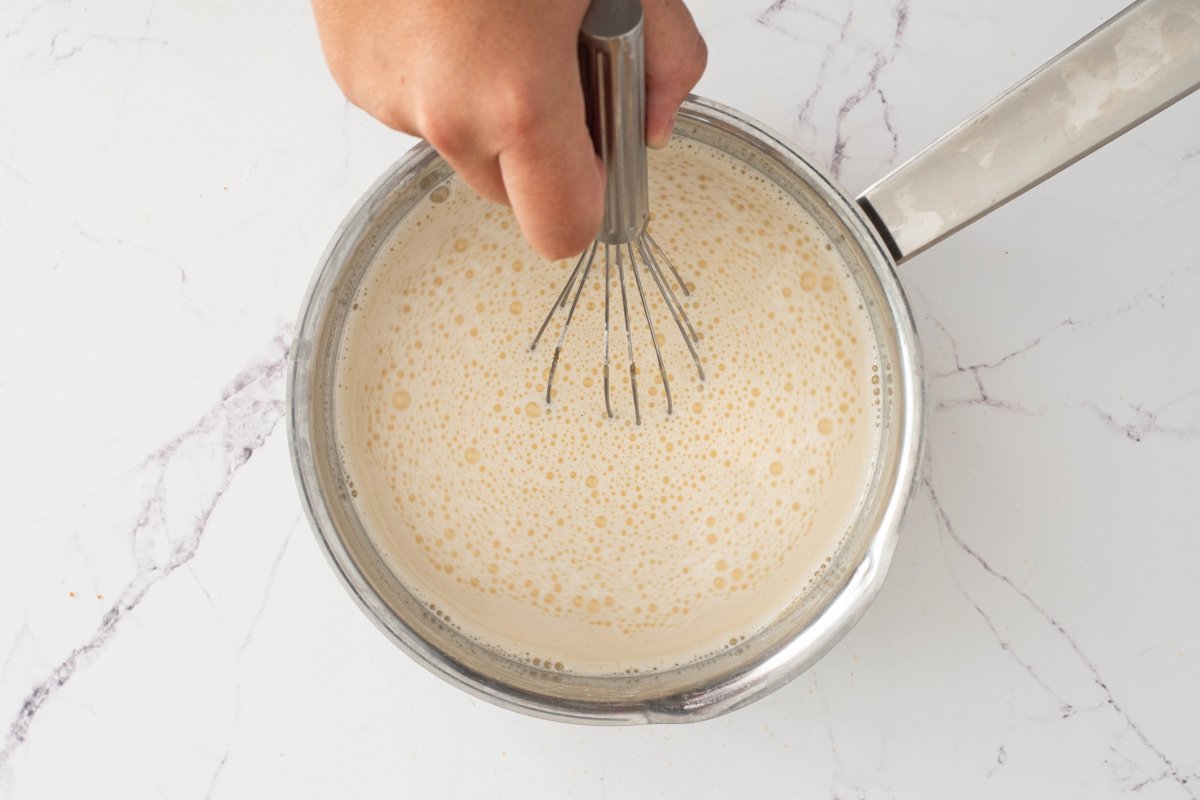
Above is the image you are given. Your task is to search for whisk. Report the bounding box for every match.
[531,0,704,424]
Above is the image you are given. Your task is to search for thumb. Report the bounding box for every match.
[642,0,708,149]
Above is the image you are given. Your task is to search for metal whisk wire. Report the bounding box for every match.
[531,241,597,407]
[530,0,702,423]
[530,229,702,423]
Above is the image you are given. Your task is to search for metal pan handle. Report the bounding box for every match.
[857,0,1200,263]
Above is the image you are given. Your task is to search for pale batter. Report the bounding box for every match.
[335,139,881,675]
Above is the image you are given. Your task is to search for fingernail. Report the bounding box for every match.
[648,112,677,149]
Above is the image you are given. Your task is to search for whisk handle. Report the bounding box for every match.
[579,0,650,245]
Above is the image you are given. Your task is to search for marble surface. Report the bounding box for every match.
[2,0,1198,796]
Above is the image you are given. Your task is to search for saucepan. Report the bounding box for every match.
[288,0,1199,723]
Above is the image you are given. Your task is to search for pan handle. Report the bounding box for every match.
[857,0,1200,263]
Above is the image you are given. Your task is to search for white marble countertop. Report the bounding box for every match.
[2,0,1198,797]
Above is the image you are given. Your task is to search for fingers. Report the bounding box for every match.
[400,109,508,205]
[435,148,509,207]
[641,0,708,149]
[394,81,602,260]
[498,103,605,259]
[322,0,661,260]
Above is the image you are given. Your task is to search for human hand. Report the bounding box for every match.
[311,0,707,259]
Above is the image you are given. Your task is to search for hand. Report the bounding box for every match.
[311,0,707,259]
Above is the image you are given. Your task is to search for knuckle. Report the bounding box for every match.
[416,106,467,155]
[327,60,368,111]
[368,99,413,135]
[324,57,354,98]
[687,35,709,83]
[496,82,549,143]
[332,73,416,135]
[666,34,707,91]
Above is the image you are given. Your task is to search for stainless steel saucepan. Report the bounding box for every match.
[288,0,1200,723]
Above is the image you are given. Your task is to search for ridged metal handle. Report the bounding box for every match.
[859,0,1200,263]
[580,0,649,245]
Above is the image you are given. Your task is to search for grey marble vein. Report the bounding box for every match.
[755,0,908,178]
[0,0,68,43]
[929,264,1195,381]
[794,8,856,145]
[923,265,1200,441]
[203,516,300,800]
[828,0,907,179]
[0,334,291,770]
[925,464,1197,797]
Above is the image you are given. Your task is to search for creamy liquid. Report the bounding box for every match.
[336,139,881,675]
